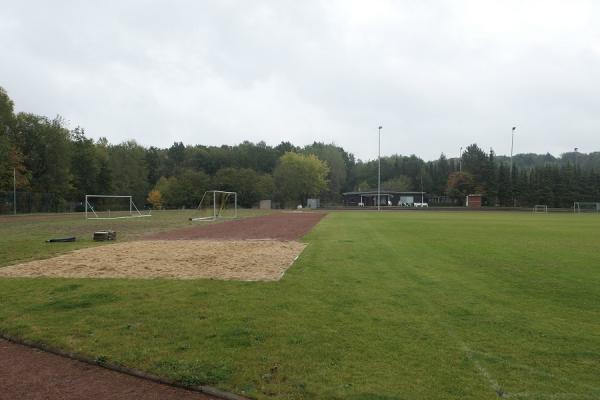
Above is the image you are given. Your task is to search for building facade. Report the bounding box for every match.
[342,191,428,207]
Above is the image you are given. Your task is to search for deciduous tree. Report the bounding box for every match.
[447,171,475,205]
[273,152,329,206]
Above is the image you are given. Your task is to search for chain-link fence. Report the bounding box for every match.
[0,191,81,215]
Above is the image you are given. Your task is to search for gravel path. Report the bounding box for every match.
[147,211,326,241]
[0,339,218,400]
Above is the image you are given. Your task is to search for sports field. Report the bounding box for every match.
[1,211,599,399]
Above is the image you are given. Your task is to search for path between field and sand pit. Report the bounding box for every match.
[147,211,326,241]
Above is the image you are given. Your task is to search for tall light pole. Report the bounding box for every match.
[378,126,382,211]
[459,147,463,172]
[13,168,16,215]
[574,147,579,170]
[510,126,516,178]
[510,126,517,207]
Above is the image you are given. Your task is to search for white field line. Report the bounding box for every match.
[361,224,600,399]
[510,392,599,399]
[458,340,506,397]
[367,225,508,398]
[468,350,600,393]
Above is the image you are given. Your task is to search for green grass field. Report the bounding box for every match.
[1,211,599,399]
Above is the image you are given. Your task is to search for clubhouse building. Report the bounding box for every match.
[342,191,429,207]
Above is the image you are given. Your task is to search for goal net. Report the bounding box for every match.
[573,202,600,213]
[190,191,237,221]
[533,205,548,213]
[85,195,151,220]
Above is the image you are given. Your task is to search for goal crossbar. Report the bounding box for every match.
[190,190,237,222]
[85,195,151,220]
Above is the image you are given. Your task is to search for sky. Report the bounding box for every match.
[1,1,599,161]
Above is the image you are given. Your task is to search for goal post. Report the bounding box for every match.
[532,205,548,213]
[85,195,151,220]
[573,201,600,213]
[190,190,237,221]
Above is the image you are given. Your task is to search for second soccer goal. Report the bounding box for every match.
[190,190,238,221]
[85,195,151,220]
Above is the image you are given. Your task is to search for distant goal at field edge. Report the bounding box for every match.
[190,190,238,221]
[85,195,151,220]
[533,205,548,213]
[573,202,600,213]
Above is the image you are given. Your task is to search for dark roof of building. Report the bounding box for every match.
[343,191,425,195]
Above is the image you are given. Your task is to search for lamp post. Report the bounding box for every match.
[510,126,516,178]
[459,147,463,172]
[510,126,517,207]
[13,168,16,215]
[378,126,382,211]
[574,147,579,170]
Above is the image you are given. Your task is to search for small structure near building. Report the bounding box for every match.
[259,199,272,209]
[306,198,320,209]
[465,194,482,208]
[342,191,427,207]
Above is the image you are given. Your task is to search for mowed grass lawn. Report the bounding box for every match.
[1,211,599,399]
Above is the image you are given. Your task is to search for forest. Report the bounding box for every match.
[2,86,600,213]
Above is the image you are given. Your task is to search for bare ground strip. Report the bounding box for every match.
[0,338,218,400]
[148,211,326,241]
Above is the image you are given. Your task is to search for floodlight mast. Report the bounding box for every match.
[13,167,16,215]
[510,126,516,207]
[378,126,382,211]
[510,126,516,177]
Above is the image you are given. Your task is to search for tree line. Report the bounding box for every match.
[1,86,599,212]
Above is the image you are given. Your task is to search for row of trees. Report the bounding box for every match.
[443,144,600,207]
[1,85,599,211]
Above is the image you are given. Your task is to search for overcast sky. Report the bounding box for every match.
[1,1,599,161]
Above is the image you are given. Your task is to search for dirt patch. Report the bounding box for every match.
[148,211,326,241]
[0,339,218,400]
[0,240,306,281]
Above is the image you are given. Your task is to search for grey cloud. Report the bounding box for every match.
[1,0,599,160]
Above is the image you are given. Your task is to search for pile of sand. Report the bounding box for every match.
[0,240,306,281]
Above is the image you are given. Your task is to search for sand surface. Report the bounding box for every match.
[0,240,306,281]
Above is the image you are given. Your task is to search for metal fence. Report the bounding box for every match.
[0,191,80,215]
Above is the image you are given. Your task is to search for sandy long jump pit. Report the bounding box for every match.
[0,212,325,281]
[0,240,306,281]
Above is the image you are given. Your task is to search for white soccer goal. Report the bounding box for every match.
[533,205,548,213]
[573,202,600,213]
[190,190,237,222]
[85,195,151,220]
